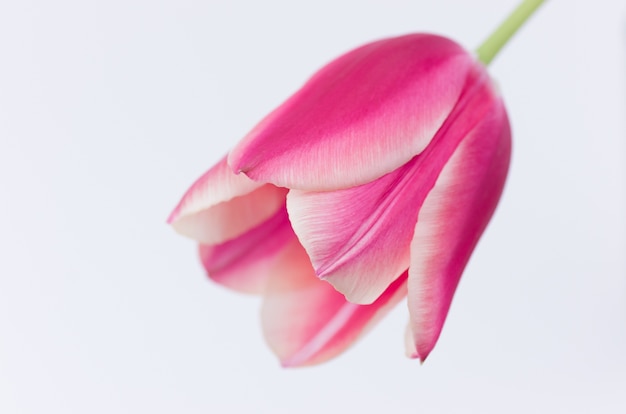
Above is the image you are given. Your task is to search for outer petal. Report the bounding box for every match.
[198,206,292,294]
[287,65,494,305]
[229,34,476,191]
[261,236,407,367]
[168,156,287,244]
[407,98,511,362]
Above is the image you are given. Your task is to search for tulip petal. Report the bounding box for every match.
[287,160,423,305]
[261,236,407,367]
[198,206,292,294]
[407,99,511,362]
[168,156,287,244]
[229,34,476,191]
[287,66,495,305]
[404,322,419,359]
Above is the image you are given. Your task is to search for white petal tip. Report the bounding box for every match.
[319,276,381,306]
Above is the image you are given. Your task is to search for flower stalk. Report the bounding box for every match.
[476,0,545,65]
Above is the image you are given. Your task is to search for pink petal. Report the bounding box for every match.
[287,160,426,305]
[404,322,419,359]
[261,236,408,367]
[407,97,511,362]
[168,156,287,244]
[198,206,292,294]
[287,65,494,305]
[229,34,476,191]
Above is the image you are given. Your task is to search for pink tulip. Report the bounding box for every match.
[169,33,511,366]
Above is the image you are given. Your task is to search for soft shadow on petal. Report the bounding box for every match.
[199,206,292,294]
[261,236,407,367]
[229,34,475,191]
[168,156,287,244]
[407,99,511,362]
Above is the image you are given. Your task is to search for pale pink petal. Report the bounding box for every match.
[261,237,407,367]
[287,160,426,305]
[168,156,287,244]
[229,34,477,191]
[287,65,494,305]
[404,322,418,359]
[407,99,511,362]
[198,206,292,294]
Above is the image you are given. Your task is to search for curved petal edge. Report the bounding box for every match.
[407,98,511,362]
[229,34,477,191]
[168,156,287,244]
[261,235,408,367]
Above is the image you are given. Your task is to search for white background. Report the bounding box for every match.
[1,0,625,412]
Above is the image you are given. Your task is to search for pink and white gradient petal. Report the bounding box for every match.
[407,100,511,362]
[404,322,419,359]
[229,34,475,192]
[287,159,429,305]
[287,65,496,306]
[168,156,287,244]
[261,236,408,367]
[198,206,293,295]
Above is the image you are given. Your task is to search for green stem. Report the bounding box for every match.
[476,0,546,66]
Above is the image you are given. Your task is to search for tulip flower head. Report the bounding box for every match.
[169,0,544,366]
